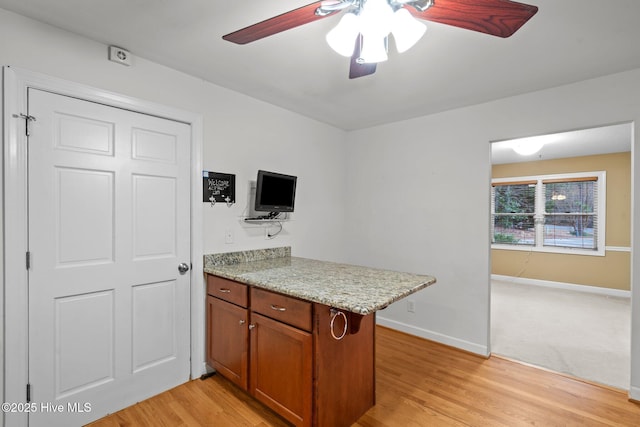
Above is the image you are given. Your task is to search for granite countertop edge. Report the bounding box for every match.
[203,247,437,315]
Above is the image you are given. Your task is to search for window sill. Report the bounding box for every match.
[491,244,605,257]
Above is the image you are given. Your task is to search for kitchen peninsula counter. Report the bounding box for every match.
[204,247,436,427]
[204,247,436,315]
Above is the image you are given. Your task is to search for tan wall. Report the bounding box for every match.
[492,152,631,290]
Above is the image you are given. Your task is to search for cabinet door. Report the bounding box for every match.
[207,296,248,390]
[250,312,312,427]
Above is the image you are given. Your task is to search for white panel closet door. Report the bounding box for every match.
[27,88,191,427]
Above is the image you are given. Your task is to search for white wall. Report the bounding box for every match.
[0,7,348,414]
[344,68,640,396]
[344,107,493,354]
[0,8,348,262]
[201,113,348,260]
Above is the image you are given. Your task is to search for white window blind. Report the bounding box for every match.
[491,172,605,256]
[543,177,598,250]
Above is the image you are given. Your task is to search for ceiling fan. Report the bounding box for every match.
[223,0,538,79]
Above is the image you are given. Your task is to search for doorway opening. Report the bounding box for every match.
[489,123,632,390]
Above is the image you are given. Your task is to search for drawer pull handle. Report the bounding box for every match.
[330,308,348,340]
[270,304,286,312]
[218,288,231,293]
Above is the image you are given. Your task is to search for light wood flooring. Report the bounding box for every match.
[89,326,640,426]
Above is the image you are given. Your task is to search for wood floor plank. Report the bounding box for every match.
[88,326,640,426]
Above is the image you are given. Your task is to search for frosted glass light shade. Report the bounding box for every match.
[356,0,393,64]
[392,8,427,53]
[326,13,360,57]
[512,140,544,155]
[358,36,388,63]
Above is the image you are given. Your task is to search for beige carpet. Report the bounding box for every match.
[490,279,630,390]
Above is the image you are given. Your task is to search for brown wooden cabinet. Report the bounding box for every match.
[250,312,312,426]
[206,275,249,390]
[206,295,248,389]
[249,286,313,426]
[206,273,375,427]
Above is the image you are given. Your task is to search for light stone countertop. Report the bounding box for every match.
[204,248,436,315]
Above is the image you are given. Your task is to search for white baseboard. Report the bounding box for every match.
[376,316,489,357]
[630,385,640,401]
[491,274,631,298]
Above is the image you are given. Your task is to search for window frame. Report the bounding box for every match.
[491,171,606,256]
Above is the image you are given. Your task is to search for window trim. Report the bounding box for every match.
[491,171,606,257]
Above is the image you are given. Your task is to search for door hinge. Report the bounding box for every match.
[26,251,31,270]
[13,113,36,136]
[26,383,31,402]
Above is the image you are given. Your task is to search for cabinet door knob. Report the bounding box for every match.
[248,324,256,330]
[239,320,246,325]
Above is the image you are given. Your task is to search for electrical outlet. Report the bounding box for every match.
[407,300,415,313]
[225,229,233,244]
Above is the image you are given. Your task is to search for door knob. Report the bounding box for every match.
[178,263,190,274]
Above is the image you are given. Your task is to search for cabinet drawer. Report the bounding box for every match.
[251,288,312,332]
[207,275,248,307]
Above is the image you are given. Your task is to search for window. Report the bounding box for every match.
[491,172,606,256]
[492,181,536,246]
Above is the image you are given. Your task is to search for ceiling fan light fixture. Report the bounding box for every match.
[326,0,427,64]
[224,0,537,79]
[326,12,360,57]
[392,8,427,53]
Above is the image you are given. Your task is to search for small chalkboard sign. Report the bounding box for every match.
[203,171,235,205]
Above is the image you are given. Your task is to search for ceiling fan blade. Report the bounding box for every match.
[349,34,376,79]
[223,2,339,44]
[409,0,538,38]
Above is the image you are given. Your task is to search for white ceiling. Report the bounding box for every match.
[1,0,640,134]
[491,123,632,164]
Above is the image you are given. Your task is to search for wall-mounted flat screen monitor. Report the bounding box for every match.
[254,170,297,213]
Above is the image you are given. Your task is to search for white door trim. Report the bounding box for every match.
[2,66,205,426]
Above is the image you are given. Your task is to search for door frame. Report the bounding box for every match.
[2,66,205,426]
